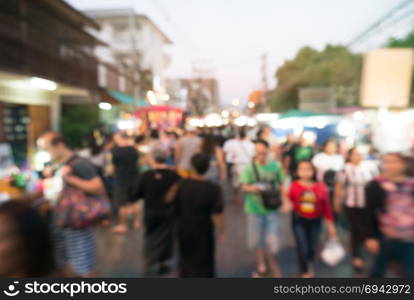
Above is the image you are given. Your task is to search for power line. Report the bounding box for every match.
[348,0,414,47]
[261,52,269,92]
[146,0,200,50]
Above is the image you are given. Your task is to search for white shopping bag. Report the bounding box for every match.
[321,239,346,266]
[43,175,63,206]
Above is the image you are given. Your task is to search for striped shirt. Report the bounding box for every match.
[377,177,414,243]
[337,161,379,208]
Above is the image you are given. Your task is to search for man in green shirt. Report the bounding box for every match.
[240,139,287,277]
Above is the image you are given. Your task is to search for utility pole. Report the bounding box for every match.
[190,59,216,115]
[261,52,269,91]
[261,52,269,112]
[128,11,144,102]
[191,60,206,116]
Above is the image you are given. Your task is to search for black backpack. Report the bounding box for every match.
[323,169,337,190]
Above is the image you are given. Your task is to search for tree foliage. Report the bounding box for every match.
[269,45,362,112]
[61,105,99,149]
[387,30,414,48]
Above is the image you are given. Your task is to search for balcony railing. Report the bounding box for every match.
[0,0,98,89]
[98,62,139,97]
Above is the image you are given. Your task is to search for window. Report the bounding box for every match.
[112,22,128,33]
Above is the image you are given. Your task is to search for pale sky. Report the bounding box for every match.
[67,0,403,106]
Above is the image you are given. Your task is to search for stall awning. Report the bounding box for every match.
[99,88,136,105]
[279,109,334,119]
[107,90,135,105]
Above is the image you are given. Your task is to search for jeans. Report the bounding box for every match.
[247,212,280,254]
[292,213,322,274]
[371,238,414,278]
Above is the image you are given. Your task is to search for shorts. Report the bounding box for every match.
[113,180,138,207]
[247,212,280,254]
[54,226,96,276]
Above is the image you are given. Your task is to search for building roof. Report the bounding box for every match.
[34,1,106,46]
[46,1,101,30]
[84,8,173,44]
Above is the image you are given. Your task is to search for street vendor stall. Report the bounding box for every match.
[269,110,343,145]
[135,105,184,130]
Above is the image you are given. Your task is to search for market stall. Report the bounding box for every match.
[135,105,184,130]
[268,110,343,144]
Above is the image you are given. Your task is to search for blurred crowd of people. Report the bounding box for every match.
[1,123,414,278]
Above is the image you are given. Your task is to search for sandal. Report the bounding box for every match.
[252,265,267,278]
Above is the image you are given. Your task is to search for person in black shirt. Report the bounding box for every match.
[281,133,296,174]
[135,150,180,276]
[111,132,140,234]
[167,153,225,277]
[287,135,314,176]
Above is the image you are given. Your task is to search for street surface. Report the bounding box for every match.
[95,185,359,278]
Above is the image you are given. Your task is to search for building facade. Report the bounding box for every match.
[0,0,102,165]
[166,78,220,116]
[84,8,173,99]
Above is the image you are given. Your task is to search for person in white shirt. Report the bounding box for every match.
[312,140,345,183]
[312,140,345,212]
[223,128,255,203]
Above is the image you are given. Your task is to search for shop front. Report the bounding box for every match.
[135,105,184,130]
[0,72,91,168]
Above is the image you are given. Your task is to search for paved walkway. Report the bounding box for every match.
[95,195,362,278]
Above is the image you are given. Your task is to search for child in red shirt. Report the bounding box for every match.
[288,160,337,278]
